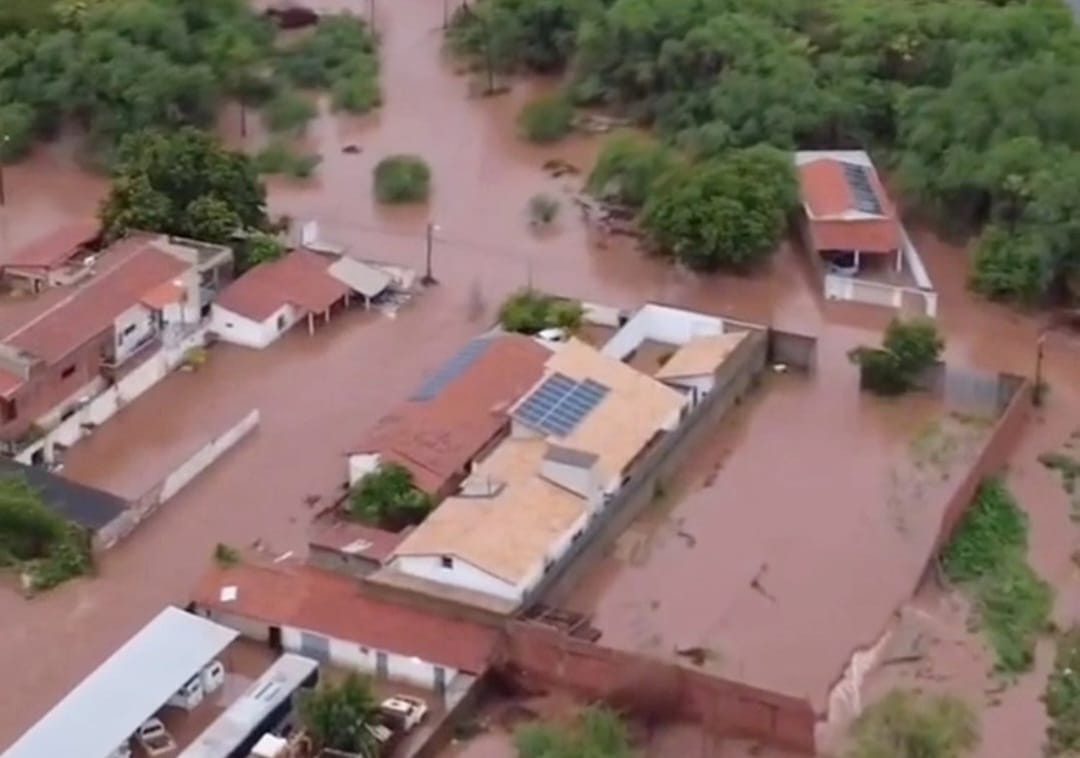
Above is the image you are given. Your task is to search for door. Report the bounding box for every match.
[269,626,282,650]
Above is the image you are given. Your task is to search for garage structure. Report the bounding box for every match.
[3,607,238,758]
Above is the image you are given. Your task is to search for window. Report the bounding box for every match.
[0,398,15,423]
[60,364,76,379]
[277,314,287,331]
[440,556,454,569]
[122,323,137,337]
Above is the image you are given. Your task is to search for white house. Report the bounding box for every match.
[210,250,350,349]
[190,560,498,697]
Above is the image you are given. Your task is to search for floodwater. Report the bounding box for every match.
[0,0,1077,753]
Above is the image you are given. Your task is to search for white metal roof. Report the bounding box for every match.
[327,257,392,298]
[4,607,238,758]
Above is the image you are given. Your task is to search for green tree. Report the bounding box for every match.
[587,132,680,207]
[239,232,286,270]
[298,673,379,755]
[640,146,797,271]
[100,127,267,243]
[262,90,316,135]
[498,290,583,334]
[0,102,36,163]
[970,226,1049,304]
[349,463,433,530]
[515,706,634,758]
[847,690,978,758]
[517,94,573,143]
[373,155,431,204]
[849,317,944,395]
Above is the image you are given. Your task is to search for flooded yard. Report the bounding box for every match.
[555,363,996,708]
[0,0,1079,753]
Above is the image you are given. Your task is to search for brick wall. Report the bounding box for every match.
[500,621,817,754]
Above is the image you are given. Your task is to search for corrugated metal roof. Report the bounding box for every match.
[0,458,127,532]
[327,257,392,298]
[4,607,238,758]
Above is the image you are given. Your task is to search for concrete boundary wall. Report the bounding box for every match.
[500,621,817,753]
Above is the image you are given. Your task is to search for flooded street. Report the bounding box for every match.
[0,0,1078,754]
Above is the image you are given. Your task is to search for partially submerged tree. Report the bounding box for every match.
[587,132,680,208]
[846,689,978,758]
[640,145,798,272]
[348,463,433,530]
[298,673,379,755]
[373,155,432,204]
[518,94,573,143]
[100,128,268,244]
[515,706,634,758]
[528,193,560,228]
[849,317,944,396]
[498,289,583,334]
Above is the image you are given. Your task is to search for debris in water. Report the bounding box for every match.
[675,645,721,667]
[342,144,362,155]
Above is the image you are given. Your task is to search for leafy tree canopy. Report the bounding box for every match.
[100,127,267,244]
[349,463,433,530]
[298,673,379,755]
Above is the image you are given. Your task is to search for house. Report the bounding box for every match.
[210,250,351,349]
[347,333,551,499]
[1,219,101,291]
[655,332,748,404]
[795,152,902,274]
[189,560,499,695]
[383,338,686,606]
[0,233,230,452]
[0,457,131,551]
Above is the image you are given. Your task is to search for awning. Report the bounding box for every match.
[328,257,392,299]
[4,607,238,758]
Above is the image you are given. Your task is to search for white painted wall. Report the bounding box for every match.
[602,304,724,361]
[113,303,157,363]
[391,554,523,603]
[210,303,299,349]
[539,456,599,499]
[659,375,714,405]
[347,452,381,487]
[159,410,260,502]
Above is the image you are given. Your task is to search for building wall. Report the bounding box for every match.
[113,303,158,363]
[210,303,299,349]
[308,544,382,578]
[391,555,523,603]
[602,304,725,361]
[660,375,714,406]
[0,331,112,443]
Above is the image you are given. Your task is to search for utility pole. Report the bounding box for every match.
[1034,331,1047,406]
[422,222,439,285]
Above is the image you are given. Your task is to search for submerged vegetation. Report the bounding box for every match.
[849,318,944,396]
[498,289,584,335]
[449,0,1080,306]
[514,706,635,758]
[942,479,1052,675]
[373,155,432,204]
[846,689,978,758]
[1046,625,1080,756]
[348,463,433,531]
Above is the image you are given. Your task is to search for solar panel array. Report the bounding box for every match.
[514,372,610,437]
[410,337,492,401]
[841,162,883,215]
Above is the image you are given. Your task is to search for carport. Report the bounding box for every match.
[4,607,238,758]
[327,256,392,308]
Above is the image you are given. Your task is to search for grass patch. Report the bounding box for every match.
[846,689,978,758]
[373,155,431,204]
[254,141,322,178]
[942,478,1053,675]
[1045,626,1080,756]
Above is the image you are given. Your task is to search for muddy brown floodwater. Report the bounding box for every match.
[0,0,1078,754]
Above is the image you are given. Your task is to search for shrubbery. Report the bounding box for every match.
[498,289,583,334]
[262,91,317,134]
[373,155,431,204]
[517,95,573,143]
[849,318,944,396]
[254,141,322,179]
[348,463,433,530]
[846,689,978,758]
[587,132,680,207]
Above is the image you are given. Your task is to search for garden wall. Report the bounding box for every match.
[500,621,817,754]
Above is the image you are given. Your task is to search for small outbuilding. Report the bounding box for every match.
[1,220,100,291]
[210,250,350,349]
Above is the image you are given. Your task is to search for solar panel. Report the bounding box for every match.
[513,373,610,437]
[841,162,883,215]
[410,337,492,401]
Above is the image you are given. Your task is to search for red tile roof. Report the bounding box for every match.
[0,368,24,398]
[4,241,188,364]
[309,519,409,563]
[215,250,349,322]
[798,158,901,254]
[191,561,499,673]
[351,334,551,495]
[140,280,186,309]
[5,220,100,270]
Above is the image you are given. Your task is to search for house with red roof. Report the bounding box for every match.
[209,250,353,349]
[0,232,233,455]
[1,219,101,291]
[794,150,938,316]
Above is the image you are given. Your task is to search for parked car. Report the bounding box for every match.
[377,696,428,733]
[136,718,176,756]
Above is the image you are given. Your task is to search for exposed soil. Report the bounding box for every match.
[0,0,1078,754]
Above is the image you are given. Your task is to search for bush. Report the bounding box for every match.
[587,132,681,207]
[331,68,382,113]
[942,479,1052,675]
[299,672,379,753]
[518,94,573,143]
[528,193,560,227]
[1046,626,1080,756]
[262,90,317,134]
[641,145,798,271]
[515,707,633,758]
[498,289,583,334]
[254,141,322,179]
[846,689,978,758]
[0,102,36,163]
[213,542,240,565]
[276,14,378,89]
[849,317,944,396]
[239,233,286,271]
[373,155,431,204]
[970,225,1050,304]
[348,463,433,530]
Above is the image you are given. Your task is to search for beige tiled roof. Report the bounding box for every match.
[654,332,747,380]
[543,338,685,483]
[392,438,585,583]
